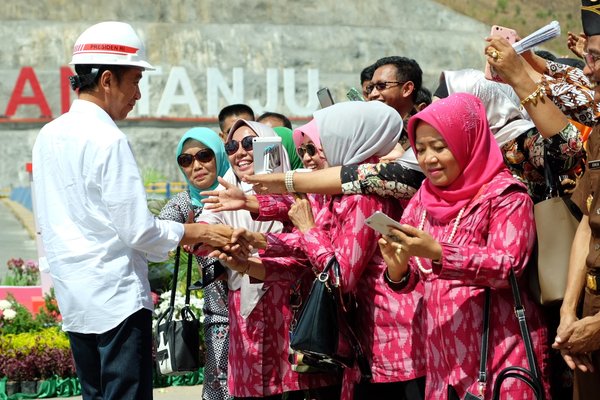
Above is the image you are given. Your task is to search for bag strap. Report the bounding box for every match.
[473,288,491,396]
[168,246,182,316]
[542,144,558,199]
[491,268,544,399]
[327,257,373,382]
[508,268,540,379]
[184,251,193,306]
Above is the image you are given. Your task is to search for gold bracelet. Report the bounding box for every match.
[520,85,545,107]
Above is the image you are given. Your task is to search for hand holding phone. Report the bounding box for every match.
[365,211,405,238]
[485,25,518,82]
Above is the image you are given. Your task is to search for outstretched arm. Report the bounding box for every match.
[486,37,570,139]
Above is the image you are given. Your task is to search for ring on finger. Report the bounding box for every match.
[487,49,499,60]
[395,245,404,255]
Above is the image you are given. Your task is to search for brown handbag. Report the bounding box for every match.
[529,150,581,305]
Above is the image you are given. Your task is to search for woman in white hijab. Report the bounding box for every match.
[220,101,427,400]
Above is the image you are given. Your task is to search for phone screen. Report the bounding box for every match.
[252,137,283,174]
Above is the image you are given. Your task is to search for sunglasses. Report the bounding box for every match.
[177,149,215,168]
[297,143,318,158]
[365,81,407,95]
[225,136,255,156]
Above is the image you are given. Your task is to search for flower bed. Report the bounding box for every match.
[0,256,206,398]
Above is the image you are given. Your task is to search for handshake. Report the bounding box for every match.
[182,224,267,274]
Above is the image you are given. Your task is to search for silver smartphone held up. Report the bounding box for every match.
[252,137,283,175]
[364,211,403,237]
[317,87,335,108]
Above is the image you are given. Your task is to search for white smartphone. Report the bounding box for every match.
[317,87,335,108]
[365,211,404,237]
[252,137,283,175]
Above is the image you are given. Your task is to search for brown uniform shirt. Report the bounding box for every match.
[570,126,600,400]
[572,126,600,270]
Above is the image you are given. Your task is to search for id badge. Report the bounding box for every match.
[589,160,600,170]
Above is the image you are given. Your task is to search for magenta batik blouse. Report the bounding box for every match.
[259,192,427,390]
[396,172,550,399]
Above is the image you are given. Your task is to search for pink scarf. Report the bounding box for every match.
[407,93,506,222]
[292,119,321,149]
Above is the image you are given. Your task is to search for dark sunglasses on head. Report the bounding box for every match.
[225,136,255,156]
[297,143,318,158]
[177,149,215,168]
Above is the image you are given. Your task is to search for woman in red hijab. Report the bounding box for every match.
[379,93,550,399]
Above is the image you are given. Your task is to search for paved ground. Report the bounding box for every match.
[44,384,204,400]
[0,198,205,399]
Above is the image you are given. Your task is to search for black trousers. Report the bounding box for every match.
[68,308,153,400]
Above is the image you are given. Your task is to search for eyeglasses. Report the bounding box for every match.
[177,149,215,168]
[224,135,255,156]
[583,52,600,70]
[365,81,406,95]
[297,143,318,158]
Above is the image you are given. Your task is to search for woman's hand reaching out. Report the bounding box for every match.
[201,177,253,212]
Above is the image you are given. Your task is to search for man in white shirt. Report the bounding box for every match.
[32,21,233,400]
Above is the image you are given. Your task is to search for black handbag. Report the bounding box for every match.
[289,257,372,381]
[155,247,201,376]
[466,269,544,399]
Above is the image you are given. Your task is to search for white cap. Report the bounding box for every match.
[69,21,154,70]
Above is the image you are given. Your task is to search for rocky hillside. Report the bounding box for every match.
[435,0,582,57]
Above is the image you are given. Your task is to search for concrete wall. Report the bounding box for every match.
[0,0,491,187]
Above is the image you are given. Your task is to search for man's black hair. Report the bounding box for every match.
[218,104,255,132]
[360,64,376,84]
[373,56,423,102]
[415,86,432,107]
[72,64,127,92]
[257,111,292,130]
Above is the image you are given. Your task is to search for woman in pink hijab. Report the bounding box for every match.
[292,119,329,171]
[379,93,550,399]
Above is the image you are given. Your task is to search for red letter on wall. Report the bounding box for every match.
[5,67,52,118]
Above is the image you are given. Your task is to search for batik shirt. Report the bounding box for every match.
[259,193,427,387]
[394,171,550,399]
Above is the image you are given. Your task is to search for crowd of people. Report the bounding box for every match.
[31,1,600,400]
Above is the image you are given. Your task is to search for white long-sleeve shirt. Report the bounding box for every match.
[32,99,183,333]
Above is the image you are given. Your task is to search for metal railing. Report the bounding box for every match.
[144,181,187,199]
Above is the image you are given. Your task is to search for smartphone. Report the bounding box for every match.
[346,87,365,102]
[365,211,404,237]
[317,87,335,108]
[485,25,518,82]
[252,137,283,175]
